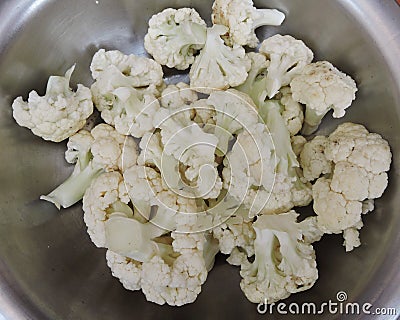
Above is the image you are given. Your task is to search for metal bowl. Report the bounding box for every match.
[0,0,399,319]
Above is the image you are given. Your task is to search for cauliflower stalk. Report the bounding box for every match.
[12,65,93,142]
[212,0,285,48]
[41,124,138,209]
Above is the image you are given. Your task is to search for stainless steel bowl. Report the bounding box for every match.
[0,0,399,319]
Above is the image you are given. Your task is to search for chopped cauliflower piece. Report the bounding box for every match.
[290,61,357,134]
[212,0,285,47]
[259,34,314,99]
[189,24,251,93]
[12,65,93,142]
[144,8,207,70]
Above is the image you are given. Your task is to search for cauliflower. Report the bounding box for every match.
[90,49,164,87]
[153,107,222,199]
[291,135,307,157]
[106,250,143,291]
[235,52,270,107]
[123,165,199,231]
[223,100,311,216]
[12,65,93,142]
[144,8,207,70]
[237,211,318,304]
[236,55,304,136]
[278,87,304,136]
[82,172,133,247]
[189,24,251,93]
[300,135,333,181]
[161,82,198,109]
[141,220,219,306]
[312,123,392,251]
[40,124,138,209]
[211,0,285,48]
[106,213,219,306]
[212,206,256,257]
[290,61,357,135]
[90,49,163,137]
[206,89,260,155]
[259,34,314,99]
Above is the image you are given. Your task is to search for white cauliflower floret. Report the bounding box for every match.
[259,34,314,99]
[306,123,391,251]
[211,0,285,48]
[90,49,163,86]
[90,49,163,137]
[290,61,357,134]
[212,208,255,257]
[12,65,93,142]
[325,123,391,174]
[235,52,270,105]
[331,161,388,201]
[161,82,198,109]
[40,124,138,209]
[291,135,307,157]
[190,24,251,93]
[153,107,222,199]
[207,89,260,155]
[279,87,304,136]
[141,225,219,306]
[144,8,207,70]
[106,250,142,291]
[313,178,363,234]
[124,165,199,231]
[300,135,333,181]
[82,171,133,247]
[238,211,318,304]
[236,55,304,136]
[141,253,205,306]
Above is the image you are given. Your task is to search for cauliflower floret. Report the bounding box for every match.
[290,61,357,135]
[238,211,318,304]
[212,207,255,257]
[300,135,333,181]
[313,178,362,234]
[153,107,222,199]
[144,8,207,70]
[259,34,314,99]
[123,165,199,231]
[189,24,251,93]
[235,52,270,105]
[278,87,304,136]
[161,82,198,109]
[291,135,307,157]
[90,49,163,86]
[211,0,285,48]
[106,250,142,291]
[40,124,138,209]
[90,49,163,137]
[82,171,133,247]
[12,65,93,142]
[304,123,391,251]
[141,221,219,306]
[324,123,391,174]
[207,89,260,155]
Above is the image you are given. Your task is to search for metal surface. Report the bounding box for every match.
[0,0,399,319]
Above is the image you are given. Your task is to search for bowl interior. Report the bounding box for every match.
[0,0,399,319]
